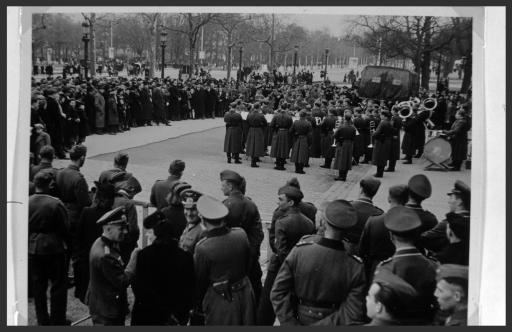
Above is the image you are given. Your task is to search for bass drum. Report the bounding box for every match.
[423,136,452,164]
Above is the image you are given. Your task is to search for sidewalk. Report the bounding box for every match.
[81,118,225,158]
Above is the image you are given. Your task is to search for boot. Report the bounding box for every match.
[403,155,413,164]
[374,166,384,178]
[321,158,332,169]
[295,163,305,174]
[227,153,232,164]
[385,160,396,172]
[334,170,347,181]
[251,158,259,168]
[234,153,242,164]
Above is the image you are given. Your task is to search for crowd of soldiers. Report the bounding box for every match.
[29,139,470,326]
[221,81,471,178]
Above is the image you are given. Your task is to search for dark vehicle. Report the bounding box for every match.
[358,66,419,101]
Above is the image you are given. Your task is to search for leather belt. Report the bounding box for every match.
[298,298,340,309]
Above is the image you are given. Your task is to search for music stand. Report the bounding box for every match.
[422,136,452,171]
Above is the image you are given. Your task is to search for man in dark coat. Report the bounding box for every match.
[30,145,59,185]
[93,86,106,134]
[220,170,264,305]
[423,180,470,260]
[405,174,439,235]
[319,108,337,169]
[191,85,207,119]
[74,181,116,303]
[401,113,417,164]
[257,185,315,325]
[223,107,244,164]
[443,109,470,171]
[98,152,129,184]
[374,206,439,325]
[130,210,195,325]
[270,104,293,170]
[387,109,403,172]
[45,89,67,158]
[354,109,370,164]
[152,83,170,125]
[205,83,218,119]
[140,82,153,125]
[129,86,144,126]
[289,111,312,174]
[245,103,267,167]
[29,171,70,325]
[347,176,384,254]
[193,195,256,325]
[168,81,182,121]
[358,184,408,281]
[55,145,92,270]
[158,181,191,241]
[105,88,120,134]
[150,159,186,210]
[372,110,394,178]
[332,114,356,181]
[86,207,139,325]
[271,200,367,325]
[310,102,325,158]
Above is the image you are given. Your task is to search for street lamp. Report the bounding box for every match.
[160,30,168,79]
[293,45,299,83]
[324,48,329,82]
[81,21,90,79]
[237,42,243,88]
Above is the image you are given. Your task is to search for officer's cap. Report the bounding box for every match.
[97,206,128,227]
[181,189,202,208]
[360,176,381,197]
[143,210,166,229]
[323,199,358,229]
[278,185,304,202]
[373,269,419,298]
[172,181,192,197]
[447,180,470,202]
[169,159,186,174]
[196,195,229,221]
[407,174,432,199]
[220,169,243,187]
[436,264,468,282]
[384,206,422,234]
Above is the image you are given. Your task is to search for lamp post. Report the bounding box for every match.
[237,42,243,88]
[324,48,329,82]
[160,31,167,79]
[293,45,298,83]
[461,56,467,80]
[81,21,90,79]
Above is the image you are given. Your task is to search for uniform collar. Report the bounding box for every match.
[394,247,421,256]
[355,197,373,205]
[206,225,230,238]
[317,237,345,251]
[405,202,423,210]
[229,190,244,198]
[67,164,80,171]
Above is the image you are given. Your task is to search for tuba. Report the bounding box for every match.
[394,101,414,119]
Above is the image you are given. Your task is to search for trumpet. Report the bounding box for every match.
[367,120,376,148]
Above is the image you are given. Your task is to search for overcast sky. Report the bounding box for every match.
[285,14,355,37]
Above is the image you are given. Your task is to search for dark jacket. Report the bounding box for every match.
[348,198,384,246]
[28,193,69,255]
[194,226,255,325]
[319,115,337,158]
[245,111,267,157]
[149,175,181,210]
[223,111,244,154]
[86,236,134,320]
[372,119,394,167]
[131,238,195,325]
[270,111,293,159]
[445,118,470,162]
[333,123,357,171]
[271,235,366,325]
[289,119,313,164]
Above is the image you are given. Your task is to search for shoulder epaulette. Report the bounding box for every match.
[295,234,318,247]
[195,236,208,248]
[377,257,393,267]
[350,254,363,263]
[104,245,111,255]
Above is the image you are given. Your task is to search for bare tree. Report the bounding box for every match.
[212,13,253,79]
[161,13,219,78]
[81,12,109,76]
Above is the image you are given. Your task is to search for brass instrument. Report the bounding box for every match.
[367,119,376,148]
[394,101,414,119]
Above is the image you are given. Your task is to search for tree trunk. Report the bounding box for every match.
[90,14,96,77]
[188,40,195,78]
[226,46,232,80]
[421,51,432,90]
[461,54,472,93]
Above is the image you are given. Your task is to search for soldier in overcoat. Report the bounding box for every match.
[223,107,244,163]
[245,103,267,167]
[86,207,139,325]
[371,110,394,178]
[443,108,470,171]
[270,103,293,170]
[332,114,357,181]
[271,200,367,326]
[193,195,256,325]
[289,111,312,174]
